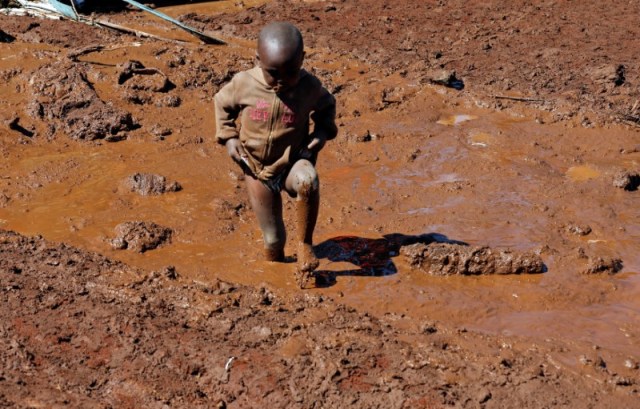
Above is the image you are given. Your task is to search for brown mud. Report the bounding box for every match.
[1,0,640,407]
[2,230,638,408]
[401,242,545,276]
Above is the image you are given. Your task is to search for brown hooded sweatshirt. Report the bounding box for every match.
[214,67,337,181]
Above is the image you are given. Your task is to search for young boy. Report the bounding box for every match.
[214,22,337,273]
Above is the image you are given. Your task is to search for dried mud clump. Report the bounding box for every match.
[402,242,545,275]
[612,170,640,191]
[0,28,15,43]
[125,173,182,196]
[117,60,176,106]
[583,256,623,275]
[28,61,136,141]
[110,221,172,252]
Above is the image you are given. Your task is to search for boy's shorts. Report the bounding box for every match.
[240,158,287,193]
[261,171,287,193]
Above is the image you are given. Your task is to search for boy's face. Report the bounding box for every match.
[257,47,304,93]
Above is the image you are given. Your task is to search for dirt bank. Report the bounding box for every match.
[2,229,638,408]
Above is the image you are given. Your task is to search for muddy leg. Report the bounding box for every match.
[245,175,286,262]
[285,159,320,272]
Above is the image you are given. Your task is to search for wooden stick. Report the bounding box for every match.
[492,95,546,103]
[92,19,185,43]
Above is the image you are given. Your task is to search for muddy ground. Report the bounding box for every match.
[1,0,640,407]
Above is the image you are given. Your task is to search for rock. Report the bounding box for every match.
[401,242,545,275]
[0,192,10,208]
[589,64,625,87]
[612,170,640,191]
[583,256,623,275]
[426,69,464,90]
[125,173,182,196]
[567,224,592,236]
[110,221,172,253]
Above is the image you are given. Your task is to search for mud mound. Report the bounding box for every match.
[0,28,15,43]
[402,242,545,275]
[584,256,624,275]
[117,60,179,106]
[110,221,172,252]
[1,230,636,408]
[125,173,182,196]
[613,170,640,191]
[27,60,136,141]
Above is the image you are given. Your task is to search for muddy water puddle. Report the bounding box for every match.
[1,1,639,374]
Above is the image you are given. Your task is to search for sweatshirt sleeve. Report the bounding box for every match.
[214,77,241,145]
[311,87,338,141]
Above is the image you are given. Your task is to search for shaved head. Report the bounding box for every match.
[256,22,305,92]
[258,22,304,64]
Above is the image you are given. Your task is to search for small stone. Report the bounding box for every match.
[584,257,623,275]
[624,359,639,370]
[612,170,640,191]
[478,390,492,404]
[567,224,592,236]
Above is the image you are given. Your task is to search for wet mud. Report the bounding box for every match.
[1,0,640,407]
[2,229,638,408]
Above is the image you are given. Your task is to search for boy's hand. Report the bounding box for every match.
[225,138,247,164]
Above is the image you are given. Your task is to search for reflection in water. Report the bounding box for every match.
[437,114,477,126]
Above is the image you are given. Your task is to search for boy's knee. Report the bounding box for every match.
[292,162,319,196]
[297,173,318,195]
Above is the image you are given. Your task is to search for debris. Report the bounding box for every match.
[224,356,236,372]
[11,0,226,44]
[121,0,225,45]
[402,242,545,275]
[492,95,546,103]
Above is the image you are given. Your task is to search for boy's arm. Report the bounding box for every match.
[214,79,241,145]
[214,79,250,166]
[308,90,338,153]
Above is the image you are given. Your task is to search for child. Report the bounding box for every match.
[214,22,337,273]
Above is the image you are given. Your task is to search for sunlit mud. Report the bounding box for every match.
[1,0,639,406]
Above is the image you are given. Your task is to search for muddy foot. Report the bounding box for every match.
[264,248,285,262]
[297,243,319,273]
[294,267,313,289]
